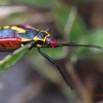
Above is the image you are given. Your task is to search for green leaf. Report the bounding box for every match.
[20,0,53,5]
[0,0,9,3]
[89,28,103,48]
[54,5,87,42]
[71,28,103,60]
[28,47,66,59]
[0,43,32,74]
[53,4,102,60]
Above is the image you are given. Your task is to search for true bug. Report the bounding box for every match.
[0,24,101,89]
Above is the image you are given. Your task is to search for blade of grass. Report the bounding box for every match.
[0,42,32,74]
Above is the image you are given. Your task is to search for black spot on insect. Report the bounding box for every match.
[36,32,47,39]
[36,40,44,45]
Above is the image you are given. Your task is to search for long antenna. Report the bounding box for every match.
[38,48,73,89]
[59,43,101,49]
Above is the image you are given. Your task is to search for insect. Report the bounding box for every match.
[0,24,101,89]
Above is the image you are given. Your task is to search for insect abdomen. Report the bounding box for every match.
[0,38,22,49]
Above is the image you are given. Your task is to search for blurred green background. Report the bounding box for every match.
[0,0,103,103]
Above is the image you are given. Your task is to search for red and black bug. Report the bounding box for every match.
[0,24,101,89]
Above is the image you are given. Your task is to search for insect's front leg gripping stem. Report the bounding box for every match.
[38,48,73,89]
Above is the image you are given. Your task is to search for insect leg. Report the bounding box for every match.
[38,48,73,89]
